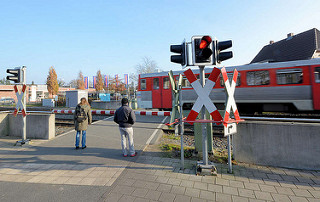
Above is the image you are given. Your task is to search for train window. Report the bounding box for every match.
[140,79,146,90]
[220,73,241,87]
[315,67,320,83]
[182,77,191,88]
[246,70,270,86]
[196,74,210,80]
[174,76,191,87]
[163,77,170,89]
[153,78,159,89]
[277,68,303,84]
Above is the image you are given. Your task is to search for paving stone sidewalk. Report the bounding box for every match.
[1,144,319,202]
[101,154,320,202]
[1,123,319,201]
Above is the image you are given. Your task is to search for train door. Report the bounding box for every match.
[311,66,320,110]
[161,77,172,109]
[152,77,161,108]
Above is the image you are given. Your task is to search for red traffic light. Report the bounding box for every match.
[199,36,212,49]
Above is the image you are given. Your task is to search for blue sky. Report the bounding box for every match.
[1,0,320,84]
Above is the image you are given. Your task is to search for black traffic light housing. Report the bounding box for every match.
[192,35,213,66]
[170,39,187,67]
[214,40,233,64]
[6,68,22,83]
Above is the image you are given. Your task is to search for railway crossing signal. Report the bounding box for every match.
[192,35,214,66]
[184,67,223,124]
[6,68,22,83]
[221,67,241,126]
[13,85,27,117]
[168,70,183,124]
[170,39,187,67]
[214,40,233,64]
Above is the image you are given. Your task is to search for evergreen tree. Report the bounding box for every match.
[95,70,104,92]
[76,71,85,90]
[46,66,59,97]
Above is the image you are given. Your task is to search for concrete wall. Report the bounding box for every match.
[234,121,320,170]
[0,113,9,136]
[7,113,55,140]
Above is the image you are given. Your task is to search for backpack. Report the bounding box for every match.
[75,105,87,123]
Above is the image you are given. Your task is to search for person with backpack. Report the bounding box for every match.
[74,97,92,149]
[114,98,137,157]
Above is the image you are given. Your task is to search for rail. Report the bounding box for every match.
[3,110,320,122]
[241,116,320,123]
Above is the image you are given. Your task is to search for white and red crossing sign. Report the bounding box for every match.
[184,68,223,125]
[183,67,242,128]
[13,85,27,117]
[221,67,241,127]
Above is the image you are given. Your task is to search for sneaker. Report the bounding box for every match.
[123,154,128,157]
[75,146,80,150]
[82,146,87,149]
[130,152,137,157]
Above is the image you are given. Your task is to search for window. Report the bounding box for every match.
[163,77,170,89]
[153,78,159,89]
[140,79,146,90]
[246,70,270,86]
[196,74,210,80]
[182,77,191,87]
[175,76,191,87]
[277,68,303,84]
[315,67,320,83]
[220,73,241,87]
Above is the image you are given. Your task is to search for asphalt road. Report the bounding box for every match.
[0,114,168,202]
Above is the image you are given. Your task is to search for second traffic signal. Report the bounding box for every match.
[214,40,233,64]
[6,68,22,83]
[170,40,187,67]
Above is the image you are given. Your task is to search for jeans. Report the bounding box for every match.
[119,127,135,156]
[75,130,86,148]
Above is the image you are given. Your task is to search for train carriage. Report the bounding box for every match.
[137,58,320,113]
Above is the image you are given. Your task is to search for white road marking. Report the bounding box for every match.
[145,117,167,145]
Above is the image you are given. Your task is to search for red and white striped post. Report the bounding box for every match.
[221,66,242,173]
[52,110,171,116]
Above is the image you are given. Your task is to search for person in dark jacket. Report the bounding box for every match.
[114,98,136,157]
[74,97,92,149]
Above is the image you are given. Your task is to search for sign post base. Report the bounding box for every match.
[196,161,217,176]
[14,139,31,146]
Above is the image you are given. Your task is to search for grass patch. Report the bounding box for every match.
[163,133,180,140]
[159,143,236,164]
[160,143,195,158]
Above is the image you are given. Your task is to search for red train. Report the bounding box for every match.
[137,58,320,113]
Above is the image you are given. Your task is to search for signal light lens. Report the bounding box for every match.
[199,36,212,49]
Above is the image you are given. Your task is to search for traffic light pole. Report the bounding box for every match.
[199,66,209,166]
[22,66,27,143]
[14,66,29,146]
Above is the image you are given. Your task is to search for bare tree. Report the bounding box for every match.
[46,66,59,98]
[68,79,77,88]
[58,79,66,87]
[133,57,161,88]
[135,56,160,74]
[76,71,85,90]
[0,77,10,85]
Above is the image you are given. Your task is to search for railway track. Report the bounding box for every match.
[240,112,320,119]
